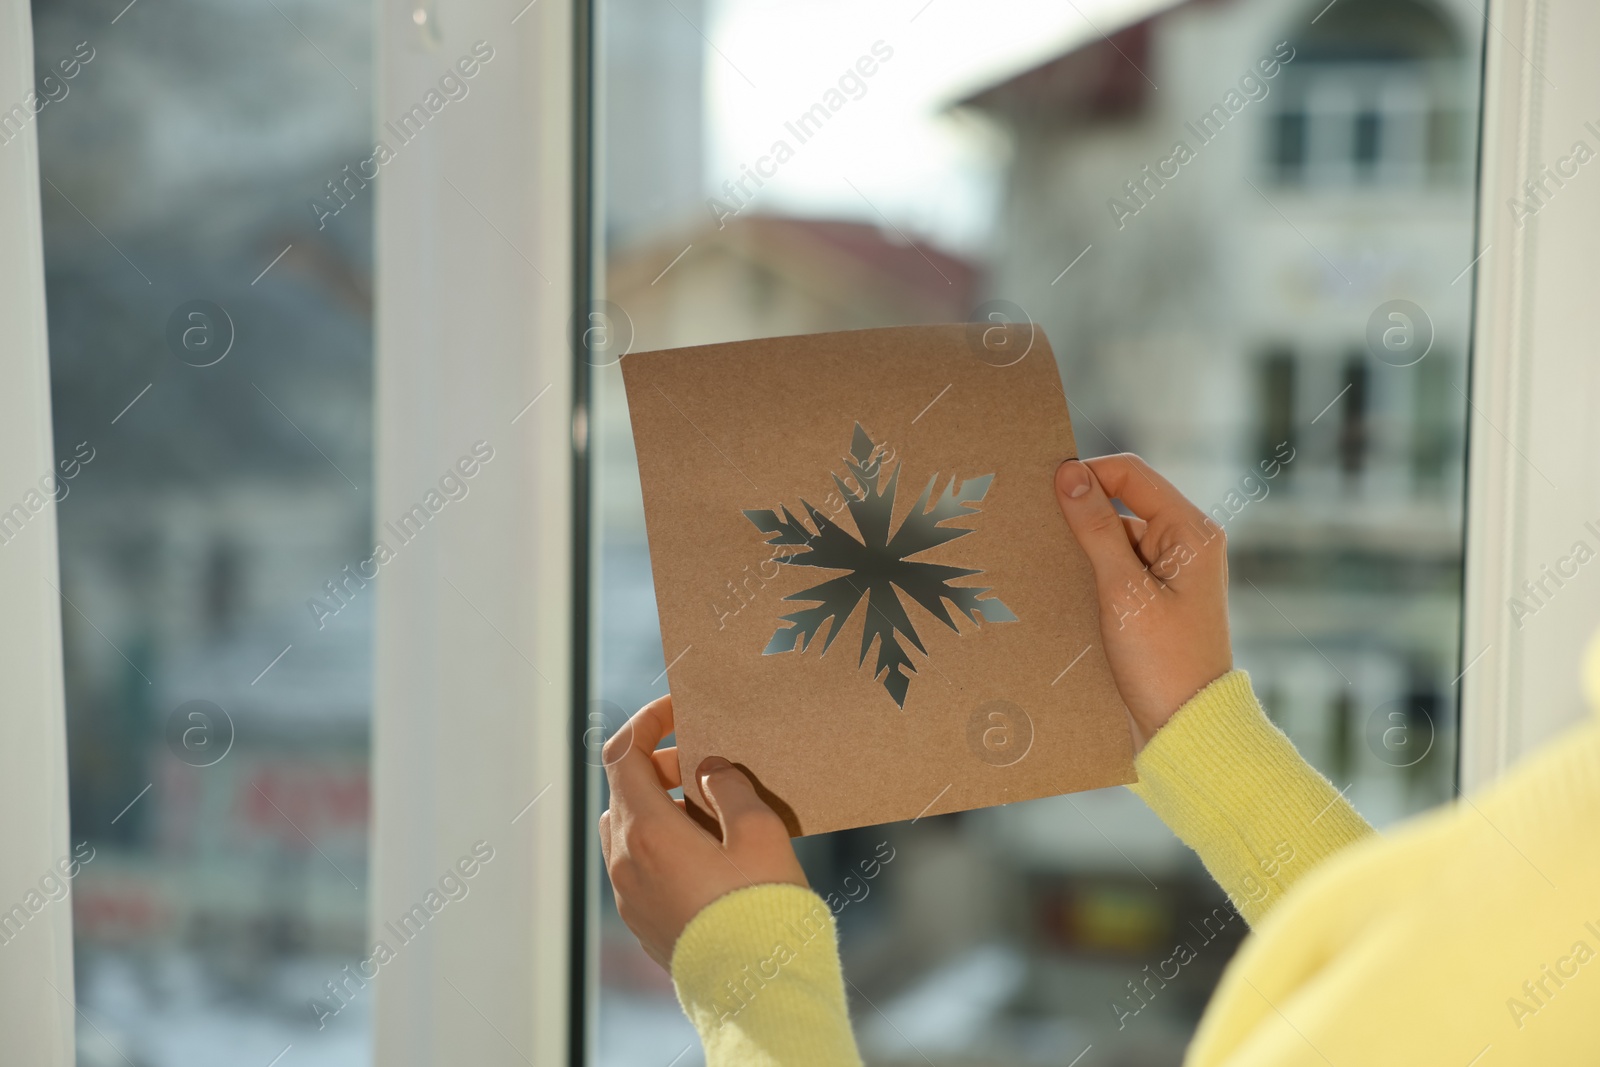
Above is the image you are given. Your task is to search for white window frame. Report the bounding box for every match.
[368,0,589,1063]
[0,2,77,1063]
[1460,0,1600,790]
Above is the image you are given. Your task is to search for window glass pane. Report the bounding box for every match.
[33,0,375,1062]
[1353,109,1381,171]
[593,1,1482,1062]
[1256,349,1297,468]
[1270,109,1308,183]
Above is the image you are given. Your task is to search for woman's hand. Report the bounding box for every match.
[1054,454,1233,748]
[599,695,808,969]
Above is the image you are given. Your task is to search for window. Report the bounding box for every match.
[1266,0,1470,187]
[1412,353,1456,490]
[1271,108,1308,181]
[1257,348,1297,474]
[35,0,377,1061]
[589,0,1482,1062]
[1338,355,1370,478]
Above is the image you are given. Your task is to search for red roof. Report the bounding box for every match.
[610,213,979,316]
[735,215,977,309]
[956,1,1205,124]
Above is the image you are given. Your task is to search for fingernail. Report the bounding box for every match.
[697,756,730,781]
[1057,460,1091,499]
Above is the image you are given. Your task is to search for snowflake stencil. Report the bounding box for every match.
[743,423,1016,707]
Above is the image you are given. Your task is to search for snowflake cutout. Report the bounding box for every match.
[743,423,1016,707]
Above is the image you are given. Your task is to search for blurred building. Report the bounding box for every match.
[609,214,978,351]
[61,485,372,967]
[602,0,707,247]
[32,0,377,1060]
[840,4,1478,1060]
[957,0,1475,827]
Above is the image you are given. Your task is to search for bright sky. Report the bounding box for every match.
[703,0,1181,253]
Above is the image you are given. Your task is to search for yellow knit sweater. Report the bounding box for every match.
[671,668,1600,1065]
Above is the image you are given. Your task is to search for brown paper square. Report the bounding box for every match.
[620,324,1135,836]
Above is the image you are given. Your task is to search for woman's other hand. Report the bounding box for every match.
[599,695,808,968]
[1054,454,1233,747]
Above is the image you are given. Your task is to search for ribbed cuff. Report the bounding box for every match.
[1128,670,1374,925]
[672,883,863,1066]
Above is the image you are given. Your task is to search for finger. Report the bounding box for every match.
[1120,515,1148,553]
[697,757,790,851]
[1082,454,1205,528]
[602,694,674,767]
[651,746,681,790]
[1121,515,1172,574]
[1056,460,1147,590]
[603,696,678,820]
[1088,454,1223,585]
[598,810,613,867]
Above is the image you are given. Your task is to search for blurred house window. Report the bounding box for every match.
[1329,689,1355,783]
[1412,353,1455,490]
[1353,108,1381,173]
[203,539,243,634]
[1400,662,1446,794]
[1271,109,1309,182]
[1268,0,1467,187]
[1257,349,1297,473]
[1428,106,1469,179]
[1338,355,1370,478]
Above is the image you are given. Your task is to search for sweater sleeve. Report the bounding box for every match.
[671,883,864,1067]
[1127,670,1374,925]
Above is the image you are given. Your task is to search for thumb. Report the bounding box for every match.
[1055,459,1144,593]
[697,757,788,850]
